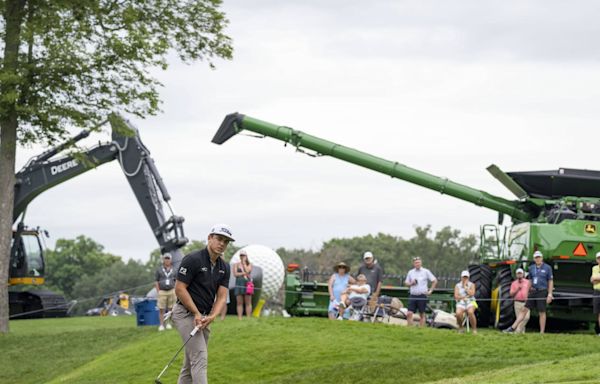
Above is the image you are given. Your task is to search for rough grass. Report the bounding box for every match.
[1,316,599,384]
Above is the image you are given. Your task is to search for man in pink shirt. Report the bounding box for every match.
[509,268,530,333]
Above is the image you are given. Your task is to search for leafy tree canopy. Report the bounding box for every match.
[147,239,239,268]
[278,225,479,281]
[71,258,153,315]
[44,235,121,298]
[0,0,233,145]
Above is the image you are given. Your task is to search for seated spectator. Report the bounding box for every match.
[454,270,477,334]
[339,274,371,318]
[328,262,355,320]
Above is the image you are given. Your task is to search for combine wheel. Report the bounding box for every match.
[468,264,492,327]
[495,265,515,329]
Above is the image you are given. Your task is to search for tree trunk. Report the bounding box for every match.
[0,0,25,334]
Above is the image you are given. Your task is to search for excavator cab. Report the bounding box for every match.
[9,228,45,286]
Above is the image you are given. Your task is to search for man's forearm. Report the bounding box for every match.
[210,290,228,319]
[176,285,200,315]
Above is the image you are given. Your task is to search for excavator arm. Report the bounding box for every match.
[9,114,187,318]
[13,114,187,268]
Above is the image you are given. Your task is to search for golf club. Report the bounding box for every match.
[155,325,200,384]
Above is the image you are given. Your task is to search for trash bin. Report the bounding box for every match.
[135,299,160,326]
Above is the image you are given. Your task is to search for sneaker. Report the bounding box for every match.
[337,315,344,321]
[158,325,165,331]
[166,323,172,330]
[502,327,514,333]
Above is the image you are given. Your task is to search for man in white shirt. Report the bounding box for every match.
[404,257,437,327]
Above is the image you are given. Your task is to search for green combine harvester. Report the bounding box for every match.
[213,113,600,329]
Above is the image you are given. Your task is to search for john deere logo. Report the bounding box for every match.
[585,224,596,234]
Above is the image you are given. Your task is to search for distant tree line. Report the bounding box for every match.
[42,225,478,314]
[277,225,480,285]
[43,237,238,315]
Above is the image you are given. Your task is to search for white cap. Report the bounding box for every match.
[533,250,543,258]
[596,251,600,259]
[460,270,470,278]
[162,253,172,259]
[516,268,524,274]
[363,251,374,259]
[209,223,235,241]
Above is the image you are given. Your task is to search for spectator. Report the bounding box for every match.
[454,270,477,334]
[327,262,355,320]
[404,256,438,327]
[590,252,600,336]
[358,251,384,298]
[504,250,553,334]
[339,274,371,318]
[509,268,530,333]
[233,250,253,319]
[155,253,176,331]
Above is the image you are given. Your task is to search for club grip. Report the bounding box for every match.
[190,326,200,336]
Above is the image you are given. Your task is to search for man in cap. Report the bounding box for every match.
[357,251,384,299]
[590,251,600,335]
[404,256,437,327]
[509,268,531,333]
[155,252,176,331]
[504,250,553,333]
[173,224,233,384]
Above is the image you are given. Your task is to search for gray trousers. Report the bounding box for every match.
[172,303,211,384]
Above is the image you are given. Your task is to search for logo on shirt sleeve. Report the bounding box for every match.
[179,267,187,275]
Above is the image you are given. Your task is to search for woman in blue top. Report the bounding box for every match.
[328,262,355,319]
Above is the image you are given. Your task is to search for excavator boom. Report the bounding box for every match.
[9,114,187,318]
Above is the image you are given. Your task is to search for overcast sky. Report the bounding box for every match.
[17,1,600,261]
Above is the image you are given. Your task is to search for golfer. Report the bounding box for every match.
[173,224,233,384]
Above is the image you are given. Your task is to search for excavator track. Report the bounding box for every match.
[9,290,69,319]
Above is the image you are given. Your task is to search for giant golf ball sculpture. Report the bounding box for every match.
[226,244,284,315]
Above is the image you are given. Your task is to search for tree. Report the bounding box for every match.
[146,239,208,269]
[0,0,232,332]
[277,226,479,285]
[44,235,121,298]
[71,258,153,315]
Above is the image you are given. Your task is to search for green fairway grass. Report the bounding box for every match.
[2,316,600,383]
